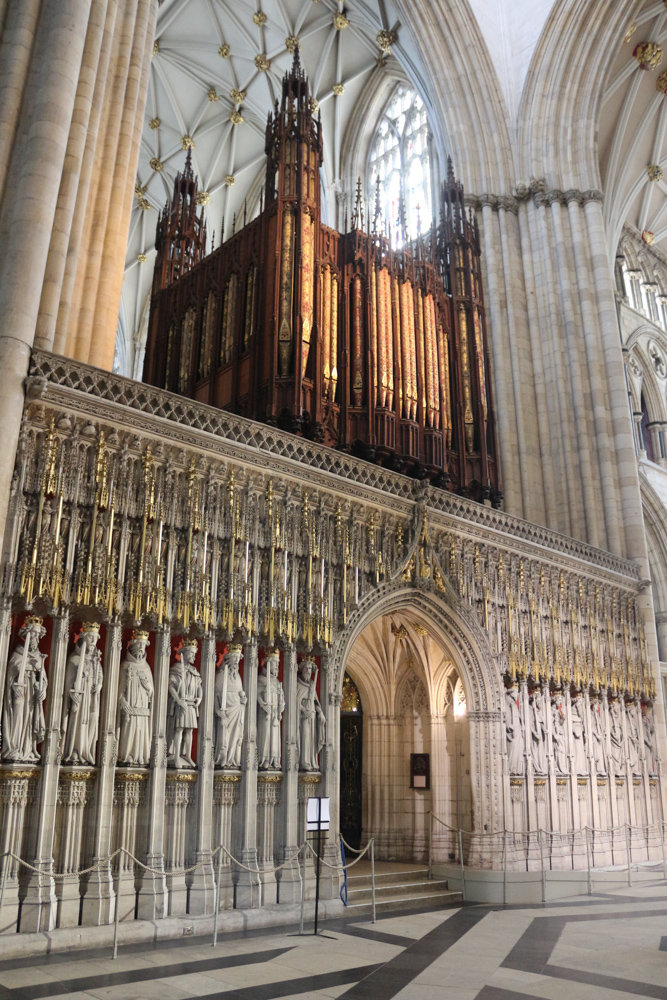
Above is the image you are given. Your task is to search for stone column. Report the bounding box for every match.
[21,612,70,933]
[318,654,339,899]
[136,625,170,920]
[82,620,122,925]
[256,774,281,904]
[111,769,148,920]
[276,646,300,904]
[189,633,216,914]
[298,773,321,900]
[0,767,39,933]
[0,0,93,550]
[235,639,259,908]
[213,772,239,908]
[54,769,95,927]
[0,600,14,733]
[164,773,195,915]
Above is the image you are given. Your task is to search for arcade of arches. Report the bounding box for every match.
[0,0,666,941]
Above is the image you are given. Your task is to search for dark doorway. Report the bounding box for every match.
[339,672,363,851]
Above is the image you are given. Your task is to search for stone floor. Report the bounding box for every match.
[0,881,666,1000]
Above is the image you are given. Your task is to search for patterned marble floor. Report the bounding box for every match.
[0,882,666,1000]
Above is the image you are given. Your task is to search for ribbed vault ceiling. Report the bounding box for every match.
[601,0,667,259]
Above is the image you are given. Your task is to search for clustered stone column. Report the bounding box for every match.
[0,621,335,933]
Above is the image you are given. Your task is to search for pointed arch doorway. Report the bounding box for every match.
[340,609,472,863]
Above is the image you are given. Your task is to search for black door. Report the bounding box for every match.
[339,672,363,851]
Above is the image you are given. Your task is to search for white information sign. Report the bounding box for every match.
[306,796,330,831]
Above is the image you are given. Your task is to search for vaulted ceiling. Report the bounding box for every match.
[600,1,667,259]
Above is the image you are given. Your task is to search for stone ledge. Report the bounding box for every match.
[0,898,345,959]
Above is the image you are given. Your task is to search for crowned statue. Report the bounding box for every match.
[117,629,154,767]
[296,657,326,771]
[214,645,246,769]
[504,684,524,774]
[167,638,202,769]
[61,622,103,765]
[2,616,48,763]
[257,650,284,769]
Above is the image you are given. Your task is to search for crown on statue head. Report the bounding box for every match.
[23,615,44,629]
[181,637,198,648]
[131,629,150,640]
[265,648,279,659]
[229,643,243,653]
[81,622,101,633]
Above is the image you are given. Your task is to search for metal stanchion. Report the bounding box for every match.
[428,812,432,880]
[539,829,546,904]
[458,829,465,902]
[585,827,592,896]
[625,824,632,887]
[113,861,121,960]
[502,830,508,906]
[299,846,305,935]
[0,853,8,922]
[212,848,223,948]
[371,839,376,924]
[661,821,667,882]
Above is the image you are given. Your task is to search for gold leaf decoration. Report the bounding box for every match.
[625,22,637,43]
[634,41,663,70]
[285,35,299,53]
[333,82,344,97]
[647,164,664,182]
[333,11,349,29]
[254,53,270,72]
[152,40,159,57]
[230,88,247,104]
[208,88,219,102]
[376,29,396,53]
[225,174,235,186]
[148,117,161,130]
[196,191,210,206]
[181,135,195,150]
[137,253,147,263]
[642,230,656,245]
[230,109,244,125]
[218,43,230,58]
[150,157,163,172]
[253,11,267,25]
[309,97,320,114]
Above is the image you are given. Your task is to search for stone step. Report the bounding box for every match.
[345,889,462,912]
[347,867,431,887]
[346,878,451,902]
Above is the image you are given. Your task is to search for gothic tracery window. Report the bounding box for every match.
[368,86,432,246]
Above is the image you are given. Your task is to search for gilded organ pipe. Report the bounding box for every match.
[330,274,338,402]
[321,266,331,399]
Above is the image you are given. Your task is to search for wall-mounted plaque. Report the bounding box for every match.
[410,752,430,789]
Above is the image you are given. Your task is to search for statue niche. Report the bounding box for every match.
[167,638,202,769]
[117,629,153,767]
[2,616,47,763]
[61,622,103,765]
[504,684,524,775]
[296,657,326,772]
[214,645,246,769]
[257,650,284,770]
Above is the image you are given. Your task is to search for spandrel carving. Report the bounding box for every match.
[61,622,103,765]
[2,616,47,763]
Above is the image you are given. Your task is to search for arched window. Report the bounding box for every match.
[368,86,432,246]
[641,394,655,461]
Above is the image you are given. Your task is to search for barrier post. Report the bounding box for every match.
[539,829,546,904]
[503,830,508,906]
[371,839,376,923]
[625,824,632,887]
[661,821,667,882]
[0,853,8,919]
[299,847,305,935]
[113,857,121,960]
[585,827,592,896]
[428,812,432,880]
[458,828,465,902]
[212,847,223,948]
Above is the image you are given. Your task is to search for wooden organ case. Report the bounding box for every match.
[144,55,501,504]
